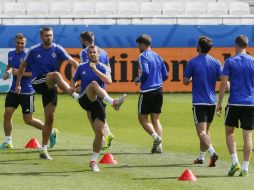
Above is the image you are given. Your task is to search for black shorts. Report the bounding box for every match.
[138,88,163,115]
[192,105,216,125]
[32,79,57,108]
[79,93,105,123]
[225,105,254,130]
[5,91,34,114]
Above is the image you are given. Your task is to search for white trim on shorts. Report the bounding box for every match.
[192,106,198,125]
[138,94,143,114]
[30,95,34,113]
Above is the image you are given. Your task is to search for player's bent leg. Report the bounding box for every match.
[151,113,163,153]
[46,72,73,96]
[90,118,104,172]
[139,114,161,153]
[1,107,15,149]
[23,113,44,130]
[40,103,56,159]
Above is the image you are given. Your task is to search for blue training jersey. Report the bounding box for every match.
[138,49,168,92]
[184,54,222,105]
[73,62,111,93]
[222,53,254,105]
[80,46,109,65]
[8,50,34,94]
[24,43,71,79]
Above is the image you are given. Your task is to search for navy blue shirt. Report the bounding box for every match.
[222,53,254,105]
[25,43,71,79]
[184,54,222,105]
[8,50,34,94]
[73,62,111,93]
[138,49,168,92]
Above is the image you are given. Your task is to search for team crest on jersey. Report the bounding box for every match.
[9,57,12,61]
[82,71,86,75]
[19,58,24,63]
[52,52,56,58]
[37,54,41,58]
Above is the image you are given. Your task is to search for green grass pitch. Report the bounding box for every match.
[0,93,253,190]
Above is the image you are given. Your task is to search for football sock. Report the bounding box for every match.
[242,161,249,171]
[208,146,215,155]
[231,154,239,165]
[198,151,206,160]
[103,94,114,105]
[91,152,99,162]
[4,136,12,144]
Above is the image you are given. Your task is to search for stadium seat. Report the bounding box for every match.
[207,2,228,15]
[95,2,117,16]
[185,2,206,15]
[151,0,170,3]
[195,0,217,3]
[73,2,94,16]
[17,0,44,3]
[85,0,106,3]
[4,2,26,16]
[0,4,2,15]
[49,2,72,16]
[140,2,162,16]
[129,0,149,3]
[26,2,48,16]
[162,2,184,16]
[229,2,250,15]
[118,2,139,15]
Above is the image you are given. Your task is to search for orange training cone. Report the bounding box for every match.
[25,138,41,149]
[99,153,118,164]
[178,169,197,181]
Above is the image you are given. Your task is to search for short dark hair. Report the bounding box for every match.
[40,26,53,36]
[136,34,151,46]
[198,36,212,53]
[15,33,26,40]
[80,31,94,44]
[235,35,248,48]
[88,45,100,54]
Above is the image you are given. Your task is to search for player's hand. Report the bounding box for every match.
[216,104,222,117]
[15,84,21,94]
[2,71,10,80]
[12,69,18,76]
[134,77,140,85]
[69,86,75,94]
[89,62,96,71]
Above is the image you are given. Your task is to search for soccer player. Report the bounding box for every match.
[1,33,57,149]
[15,26,79,160]
[135,34,168,154]
[70,45,126,172]
[80,31,113,149]
[216,35,254,176]
[183,36,221,167]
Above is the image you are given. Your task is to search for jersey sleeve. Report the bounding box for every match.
[73,65,82,81]
[222,59,231,77]
[139,55,149,82]
[57,45,71,61]
[184,60,193,78]
[160,57,168,81]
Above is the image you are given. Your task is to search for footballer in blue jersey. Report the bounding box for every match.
[184,36,220,167]
[79,31,114,150]
[70,45,126,172]
[135,34,168,154]
[217,35,254,176]
[15,27,79,160]
[1,33,46,150]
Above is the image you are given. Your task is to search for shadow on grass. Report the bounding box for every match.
[0,159,39,163]
[134,176,178,180]
[0,169,90,176]
[105,163,193,169]
[112,152,151,155]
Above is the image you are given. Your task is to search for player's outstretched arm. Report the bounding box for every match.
[68,57,79,70]
[2,64,12,80]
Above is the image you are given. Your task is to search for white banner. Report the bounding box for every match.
[0,49,13,93]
